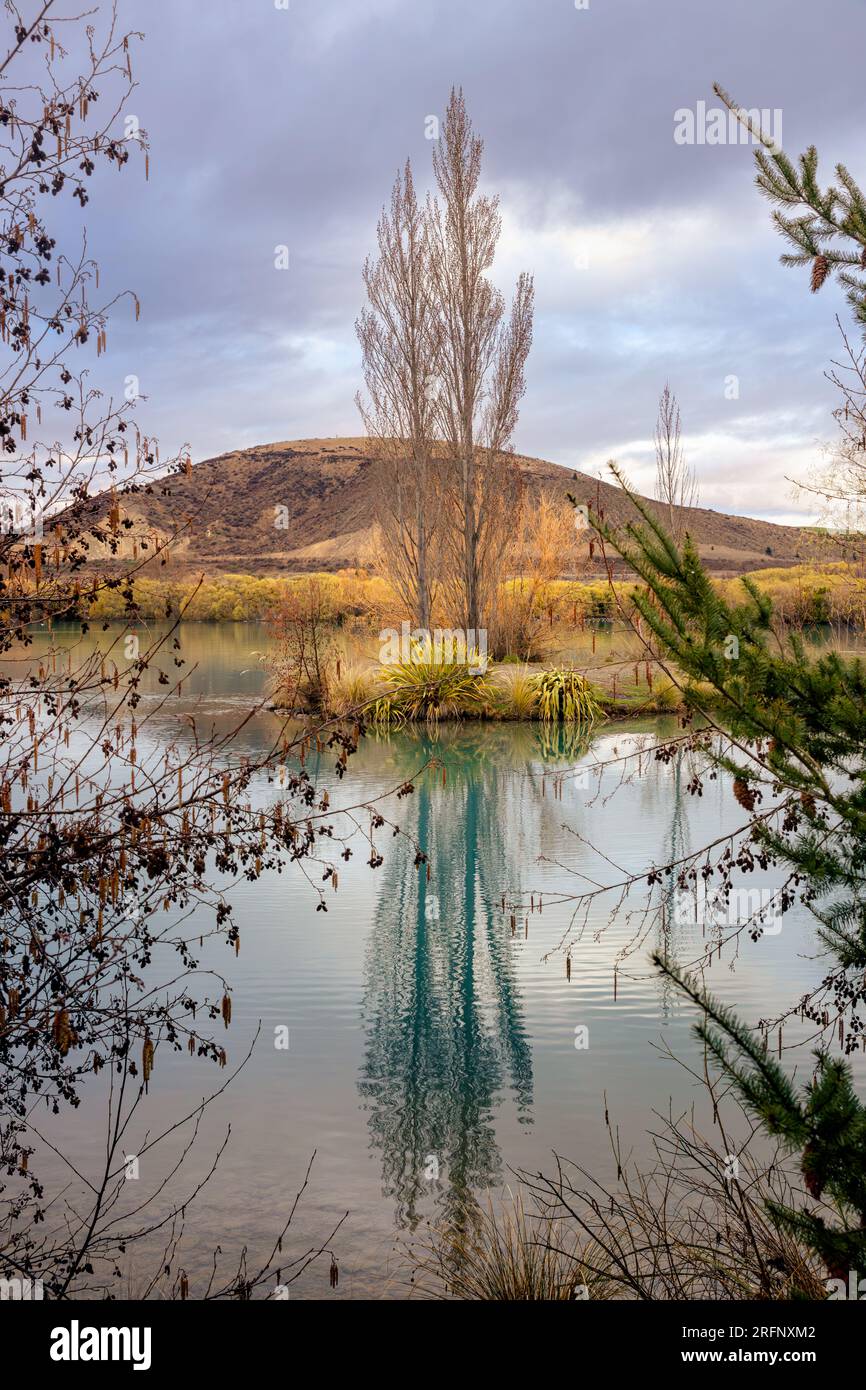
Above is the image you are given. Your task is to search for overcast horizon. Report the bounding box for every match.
[77,0,866,526]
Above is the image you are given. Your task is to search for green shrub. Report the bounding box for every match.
[533,668,601,724]
[372,643,493,723]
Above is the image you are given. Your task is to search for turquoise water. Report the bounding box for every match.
[14,623,862,1298]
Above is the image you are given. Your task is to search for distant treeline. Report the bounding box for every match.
[84,562,866,630]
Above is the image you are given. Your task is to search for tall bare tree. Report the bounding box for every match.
[654,382,698,539]
[427,89,534,633]
[356,162,439,629]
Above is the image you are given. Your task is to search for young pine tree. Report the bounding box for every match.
[592,92,866,1286]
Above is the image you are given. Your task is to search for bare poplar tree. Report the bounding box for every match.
[427,88,534,633]
[654,382,698,539]
[356,162,439,629]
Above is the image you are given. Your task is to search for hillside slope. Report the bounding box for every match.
[81,437,824,578]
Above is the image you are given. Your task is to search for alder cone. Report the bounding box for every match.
[52,1007,74,1056]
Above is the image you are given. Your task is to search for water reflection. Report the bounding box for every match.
[9,622,846,1291]
[359,724,593,1229]
[656,745,693,1019]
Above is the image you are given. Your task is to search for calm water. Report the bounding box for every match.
[15,622,864,1298]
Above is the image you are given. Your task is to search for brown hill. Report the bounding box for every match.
[82,437,827,578]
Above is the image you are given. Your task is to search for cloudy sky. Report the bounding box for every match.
[76,0,866,523]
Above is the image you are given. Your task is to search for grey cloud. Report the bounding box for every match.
[60,0,866,519]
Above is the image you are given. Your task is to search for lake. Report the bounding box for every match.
[13,621,862,1299]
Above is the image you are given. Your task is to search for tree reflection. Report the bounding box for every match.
[359,726,535,1229]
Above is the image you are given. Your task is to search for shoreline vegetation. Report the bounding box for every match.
[82,560,866,629]
[74,561,866,723]
[269,659,695,724]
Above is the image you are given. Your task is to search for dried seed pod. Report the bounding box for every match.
[52,1006,73,1055]
[732,777,757,812]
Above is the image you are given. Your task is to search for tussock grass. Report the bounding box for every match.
[372,647,494,724]
[411,1190,613,1301]
[494,665,538,720]
[415,1086,829,1301]
[328,661,377,716]
[518,1075,830,1302]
